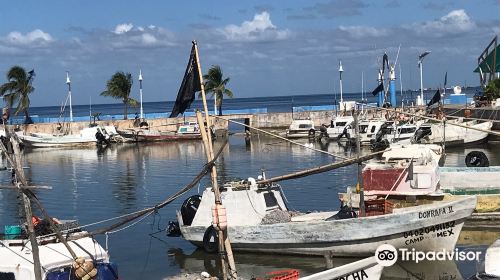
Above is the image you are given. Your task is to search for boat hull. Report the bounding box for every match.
[118,129,201,142]
[136,133,201,142]
[180,196,475,256]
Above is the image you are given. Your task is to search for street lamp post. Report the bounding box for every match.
[418,51,431,105]
[139,70,144,120]
[66,71,73,122]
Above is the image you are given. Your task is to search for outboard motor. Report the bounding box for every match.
[370,123,391,151]
[166,221,181,237]
[411,127,432,144]
[95,130,110,146]
[180,195,202,226]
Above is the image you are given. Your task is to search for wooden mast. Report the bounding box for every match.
[192,40,237,280]
[2,127,42,280]
[353,107,365,216]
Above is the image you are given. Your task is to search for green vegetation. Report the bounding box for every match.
[0,66,36,123]
[202,65,233,116]
[484,78,500,101]
[101,71,138,120]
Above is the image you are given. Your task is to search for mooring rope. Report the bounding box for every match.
[212,116,349,160]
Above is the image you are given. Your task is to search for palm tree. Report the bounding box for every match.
[0,66,36,124]
[485,78,500,101]
[101,71,138,120]
[201,65,233,116]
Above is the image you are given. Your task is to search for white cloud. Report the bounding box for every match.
[141,33,158,45]
[114,23,134,34]
[338,25,388,39]
[5,29,53,45]
[221,11,290,42]
[410,9,476,36]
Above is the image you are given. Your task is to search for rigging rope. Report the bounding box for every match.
[66,138,228,240]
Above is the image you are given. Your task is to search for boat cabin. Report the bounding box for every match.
[178,179,289,228]
[286,119,315,138]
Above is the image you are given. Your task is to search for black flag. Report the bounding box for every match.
[371,83,384,96]
[382,53,389,74]
[427,89,441,107]
[169,44,201,118]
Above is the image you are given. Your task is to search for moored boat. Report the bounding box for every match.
[19,126,117,148]
[300,257,382,280]
[411,119,492,146]
[285,119,316,139]
[118,122,202,142]
[0,231,118,280]
[175,178,476,256]
[325,115,354,140]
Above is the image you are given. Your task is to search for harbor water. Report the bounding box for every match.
[1,134,500,279]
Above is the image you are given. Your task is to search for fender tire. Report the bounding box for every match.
[308,129,315,137]
[202,225,219,254]
[465,151,489,167]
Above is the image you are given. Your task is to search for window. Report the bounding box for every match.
[335,122,347,127]
[0,273,15,280]
[370,126,377,133]
[263,192,279,209]
[399,127,416,134]
[360,125,368,133]
[298,124,312,129]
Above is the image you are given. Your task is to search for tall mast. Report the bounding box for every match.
[361,71,364,102]
[399,63,403,107]
[66,71,73,122]
[139,70,144,119]
[338,60,344,104]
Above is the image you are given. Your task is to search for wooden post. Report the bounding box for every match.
[193,41,237,280]
[354,108,365,216]
[3,128,43,280]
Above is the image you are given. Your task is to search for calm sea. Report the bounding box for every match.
[0,92,497,279]
[27,89,479,119]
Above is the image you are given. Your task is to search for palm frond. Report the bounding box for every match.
[127,98,139,107]
[224,88,233,98]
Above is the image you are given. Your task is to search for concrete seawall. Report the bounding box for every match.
[10,107,499,136]
[10,110,337,135]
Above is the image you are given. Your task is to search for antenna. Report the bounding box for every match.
[394,44,401,67]
[399,63,403,107]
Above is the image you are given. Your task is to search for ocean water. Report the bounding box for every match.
[0,135,499,279]
[26,88,480,119]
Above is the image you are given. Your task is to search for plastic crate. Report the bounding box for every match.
[364,200,393,217]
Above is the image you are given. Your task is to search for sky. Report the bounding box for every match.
[0,0,499,106]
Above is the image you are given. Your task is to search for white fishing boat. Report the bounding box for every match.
[325,115,354,140]
[411,119,493,146]
[285,119,316,139]
[118,122,202,142]
[369,122,418,150]
[19,126,117,148]
[355,119,389,145]
[175,178,476,256]
[0,232,118,280]
[300,257,382,280]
